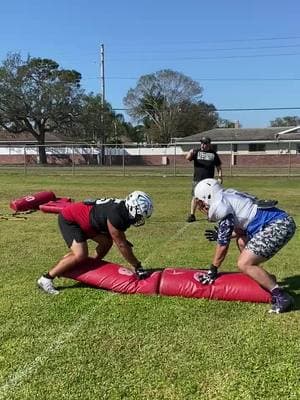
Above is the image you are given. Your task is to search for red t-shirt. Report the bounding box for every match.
[61,202,97,238]
[61,199,132,238]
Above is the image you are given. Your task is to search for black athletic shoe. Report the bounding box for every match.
[187,214,196,223]
[269,290,294,314]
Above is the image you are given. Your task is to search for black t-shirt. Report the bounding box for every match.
[192,148,221,181]
[89,199,132,233]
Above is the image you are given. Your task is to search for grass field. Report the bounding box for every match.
[0,173,299,400]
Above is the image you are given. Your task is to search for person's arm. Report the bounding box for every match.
[216,165,223,184]
[199,215,234,284]
[107,220,140,272]
[186,149,194,161]
[212,243,229,267]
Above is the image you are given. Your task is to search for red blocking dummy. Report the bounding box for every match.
[63,258,162,295]
[64,260,271,303]
[39,198,73,214]
[159,268,271,303]
[10,191,56,212]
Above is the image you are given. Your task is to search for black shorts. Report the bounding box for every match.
[191,180,200,196]
[58,213,88,248]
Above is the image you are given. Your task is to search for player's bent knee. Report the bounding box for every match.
[237,260,248,273]
[74,253,88,263]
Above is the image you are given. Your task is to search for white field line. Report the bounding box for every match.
[144,222,190,264]
[0,296,112,399]
[0,223,189,398]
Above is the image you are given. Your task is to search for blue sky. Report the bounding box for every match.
[1,0,300,128]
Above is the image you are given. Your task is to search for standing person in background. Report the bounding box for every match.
[186,137,222,223]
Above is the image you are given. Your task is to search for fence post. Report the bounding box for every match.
[122,144,125,176]
[24,145,27,176]
[72,145,75,175]
[288,141,291,178]
[109,146,112,166]
[230,143,233,177]
[173,143,177,176]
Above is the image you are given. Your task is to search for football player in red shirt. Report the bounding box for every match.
[37,191,153,294]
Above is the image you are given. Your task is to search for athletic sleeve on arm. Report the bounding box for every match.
[107,209,129,232]
[217,214,235,246]
[214,152,222,166]
[107,214,127,231]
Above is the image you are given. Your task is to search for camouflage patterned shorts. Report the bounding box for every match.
[245,216,296,259]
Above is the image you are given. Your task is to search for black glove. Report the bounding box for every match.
[135,267,150,280]
[204,226,218,242]
[135,263,150,280]
[199,265,218,285]
[83,199,96,205]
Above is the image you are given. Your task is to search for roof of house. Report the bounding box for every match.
[175,126,300,143]
[0,130,64,144]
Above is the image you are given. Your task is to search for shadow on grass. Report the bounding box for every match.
[279,275,300,311]
[58,282,90,290]
[59,271,300,312]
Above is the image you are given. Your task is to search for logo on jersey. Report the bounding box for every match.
[196,151,215,161]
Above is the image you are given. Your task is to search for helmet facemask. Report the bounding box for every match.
[133,213,146,227]
[194,179,222,209]
[125,191,153,227]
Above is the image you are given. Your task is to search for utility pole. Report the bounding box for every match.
[99,43,105,164]
[100,44,105,105]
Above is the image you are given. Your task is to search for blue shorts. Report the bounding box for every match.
[245,216,296,259]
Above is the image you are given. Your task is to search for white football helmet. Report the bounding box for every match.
[194,178,223,207]
[125,191,153,226]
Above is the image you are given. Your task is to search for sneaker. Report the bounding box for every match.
[37,276,59,295]
[269,289,294,314]
[186,214,196,223]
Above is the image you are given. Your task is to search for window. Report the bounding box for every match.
[248,143,266,152]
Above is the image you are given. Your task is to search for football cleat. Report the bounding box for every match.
[37,276,59,295]
[269,290,294,314]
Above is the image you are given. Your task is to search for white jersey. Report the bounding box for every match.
[208,189,258,230]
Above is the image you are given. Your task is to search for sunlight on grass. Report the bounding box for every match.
[0,173,299,400]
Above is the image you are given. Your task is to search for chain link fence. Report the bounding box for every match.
[0,141,300,177]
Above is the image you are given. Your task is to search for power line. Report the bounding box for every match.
[216,107,300,112]
[107,35,300,47]
[107,51,300,62]
[112,107,300,112]
[99,77,300,82]
[109,43,300,55]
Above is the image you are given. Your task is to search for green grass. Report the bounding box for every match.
[0,173,299,400]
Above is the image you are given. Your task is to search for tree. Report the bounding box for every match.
[0,53,83,163]
[123,69,203,143]
[217,118,237,128]
[122,123,145,143]
[270,116,300,127]
[73,93,128,143]
[173,101,219,138]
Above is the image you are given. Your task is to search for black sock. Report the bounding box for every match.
[43,273,53,280]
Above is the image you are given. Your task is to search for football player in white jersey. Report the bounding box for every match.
[194,179,296,313]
